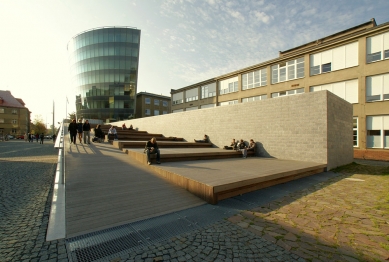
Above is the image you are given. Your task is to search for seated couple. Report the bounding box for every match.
[122,123,133,130]
[224,139,255,158]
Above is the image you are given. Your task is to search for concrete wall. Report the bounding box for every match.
[114,90,353,170]
[326,92,354,169]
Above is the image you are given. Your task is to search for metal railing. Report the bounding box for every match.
[54,121,65,184]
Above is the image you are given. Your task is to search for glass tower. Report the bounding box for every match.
[67,27,140,121]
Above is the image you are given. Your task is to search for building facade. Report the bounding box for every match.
[135,92,171,118]
[0,90,30,137]
[171,18,389,161]
[67,27,141,122]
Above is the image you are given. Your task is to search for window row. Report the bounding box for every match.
[70,45,139,65]
[71,58,138,76]
[73,71,137,86]
[272,87,304,98]
[78,100,134,110]
[219,100,238,106]
[77,84,135,97]
[310,42,358,76]
[0,119,18,124]
[242,94,267,103]
[242,68,267,90]
[272,58,304,84]
[145,109,168,115]
[69,29,140,52]
[367,31,389,63]
[145,98,169,106]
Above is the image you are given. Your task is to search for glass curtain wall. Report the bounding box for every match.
[67,27,140,121]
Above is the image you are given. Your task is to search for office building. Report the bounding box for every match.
[171,18,389,161]
[135,92,171,118]
[67,27,141,122]
[0,90,30,137]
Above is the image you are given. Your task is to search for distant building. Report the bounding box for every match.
[0,90,30,137]
[170,18,389,161]
[135,92,171,118]
[67,27,141,122]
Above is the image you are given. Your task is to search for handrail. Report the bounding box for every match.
[54,121,65,184]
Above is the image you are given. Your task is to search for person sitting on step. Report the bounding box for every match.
[237,139,248,158]
[224,138,237,150]
[194,134,208,143]
[145,137,161,165]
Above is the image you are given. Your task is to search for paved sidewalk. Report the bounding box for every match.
[0,141,68,262]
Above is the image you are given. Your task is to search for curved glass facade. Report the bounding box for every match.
[67,27,140,121]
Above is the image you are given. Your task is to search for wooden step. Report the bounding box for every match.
[113,141,213,150]
[144,159,327,204]
[123,148,255,164]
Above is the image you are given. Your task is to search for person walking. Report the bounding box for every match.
[68,119,78,144]
[76,119,83,144]
[83,119,91,144]
[145,137,161,165]
[39,133,44,144]
[35,134,39,143]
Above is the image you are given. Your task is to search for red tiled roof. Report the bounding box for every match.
[0,90,26,108]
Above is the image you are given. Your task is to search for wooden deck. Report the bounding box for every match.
[65,140,205,238]
[65,137,326,237]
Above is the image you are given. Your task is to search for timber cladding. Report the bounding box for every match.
[114,90,353,170]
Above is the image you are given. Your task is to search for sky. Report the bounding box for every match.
[0,0,388,127]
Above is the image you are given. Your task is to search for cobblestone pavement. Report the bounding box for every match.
[227,172,389,262]
[0,140,68,262]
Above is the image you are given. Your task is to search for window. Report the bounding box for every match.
[272,88,304,98]
[242,94,267,103]
[219,100,238,106]
[154,99,160,106]
[272,58,304,84]
[366,115,389,148]
[12,109,17,114]
[310,42,358,76]
[366,73,389,102]
[12,119,17,124]
[185,88,198,102]
[0,108,4,113]
[154,110,159,115]
[11,129,16,134]
[219,77,238,95]
[200,104,215,109]
[172,109,184,113]
[145,109,150,115]
[310,79,358,104]
[353,117,358,147]
[163,101,168,107]
[242,68,267,90]
[185,106,198,111]
[163,111,168,114]
[366,32,389,63]
[201,83,217,99]
[172,92,183,105]
[145,98,150,104]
